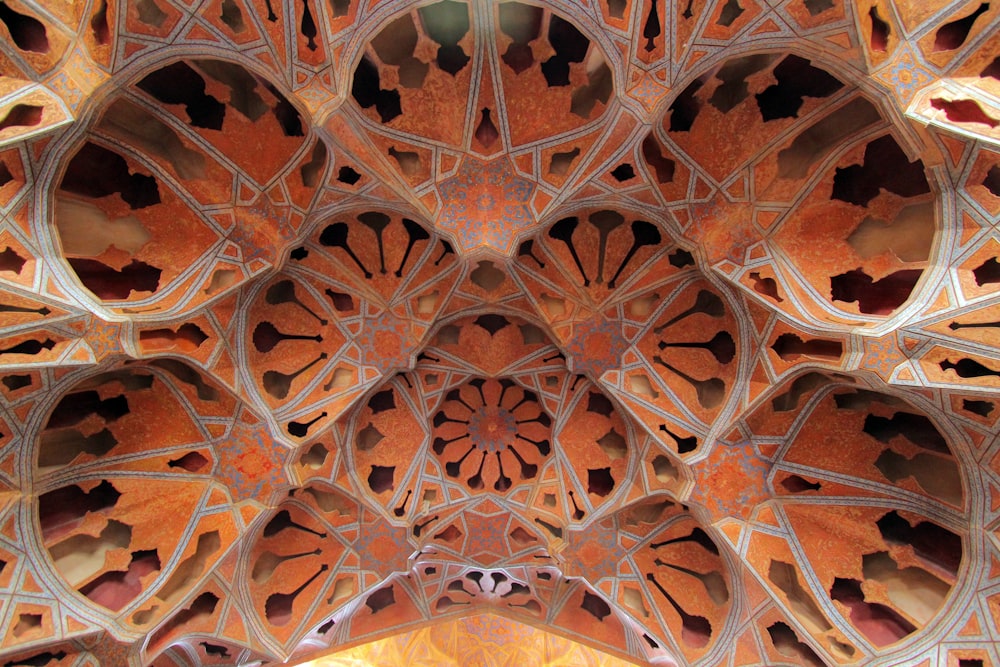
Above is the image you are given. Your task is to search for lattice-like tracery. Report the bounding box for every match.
[0,1,997,666]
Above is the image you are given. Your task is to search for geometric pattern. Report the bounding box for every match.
[0,1,998,666]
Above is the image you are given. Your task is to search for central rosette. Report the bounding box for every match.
[432,378,552,493]
[468,405,517,453]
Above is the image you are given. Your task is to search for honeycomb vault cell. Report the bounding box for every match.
[0,0,998,666]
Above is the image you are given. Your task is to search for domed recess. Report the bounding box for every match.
[34,363,250,627]
[53,58,321,314]
[346,311,636,531]
[663,52,937,322]
[349,0,614,149]
[741,376,967,658]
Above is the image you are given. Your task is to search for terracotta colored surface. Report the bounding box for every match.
[0,0,997,665]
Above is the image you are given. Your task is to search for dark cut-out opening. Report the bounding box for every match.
[136,0,168,27]
[780,475,821,493]
[324,289,353,311]
[533,516,562,539]
[46,390,129,429]
[983,165,1000,196]
[191,60,269,125]
[11,614,41,638]
[0,161,12,187]
[329,0,350,17]
[586,391,614,417]
[200,642,230,659]
[777,97,881,180]
[418,1,471,75]
[668,78,705,132]
[581,590,611,620]
[642,0,660,51]
[930,97,999,128]
[668,248,694,268]
[499,2,543,73]
[868,7,890,52]
[151,591,219,648]
[140,323,209,351]
[262,351,327,399]
[772,333,842,360]
[645,571,712,647]
[874,448,961,504]
[587,467,615,496]
[150,359,219,401]
[962,398,994,417]
[570,61,613,118]
[610,163,635,181]
[803,0,834,15]
[755,55,843,121]
[371,13,426,87]
[299,0,319,51]
[876,510,961,575]
[0,1,49,53]
[0,246,24,275]
[366,586,395,614]
[264,80,304,137]
[3,650,70,667]
[549,147,580,175]
[766,622,825,667]
[71,258,162,300]
[387,146,420,176]
[38,428,117,468]
[475,108,499,148]
[2,374,31,391]
[352,56,402,123]
[80,549,161,612]
[300,141,327,187]
[959,660,985,667]
[0,105,42,133]
[771,372,828,412]
[642,134,676,183]
[606,0,626,19]
[829,268,922,315]
[337,165,362,185]
[470,260,505,291]
[983,56,1000,80]
[474,313,510,335]
[541,14,590,87]
[138,62,226,130]
[368,388,396,414]
[61,142,161,210]
[263,510,326,541]
[931,97,1000,128]
[768,560,832,631]
[973,256,1000,285]
[0,338,54,356]
[708,54,776,114]
[167,451,209,472]
[748,272,782,302]
[717,0,744,26]
[252,320,322,353]
[220,0,245,32]
[862,411,948,453]
[933,2,990,52]
[367,465,395,493]
[265,564,329,625]
[829,577,915,646]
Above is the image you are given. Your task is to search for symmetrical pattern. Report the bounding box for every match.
[0,0,997,666]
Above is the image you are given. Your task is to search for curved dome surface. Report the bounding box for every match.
[0,1,996,666]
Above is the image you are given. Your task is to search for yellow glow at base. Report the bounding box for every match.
[297,614,644,666]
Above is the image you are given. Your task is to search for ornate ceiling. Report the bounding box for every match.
[0,0,997,665]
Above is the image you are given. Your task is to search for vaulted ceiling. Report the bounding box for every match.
[0,0,998,665]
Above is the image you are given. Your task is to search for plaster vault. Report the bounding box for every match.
[0,0,997,665]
